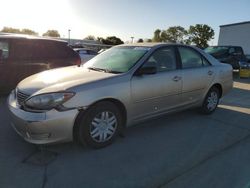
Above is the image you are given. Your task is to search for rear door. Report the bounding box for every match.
[177,46,215,105]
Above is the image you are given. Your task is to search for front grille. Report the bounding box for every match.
[16,90,30,105]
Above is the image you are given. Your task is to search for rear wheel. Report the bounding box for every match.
[77,101,122,148]
[200,87,220,114]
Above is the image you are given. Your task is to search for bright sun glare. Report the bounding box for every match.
[0,0,109,39]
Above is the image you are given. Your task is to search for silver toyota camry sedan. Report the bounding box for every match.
[8,43,233,148]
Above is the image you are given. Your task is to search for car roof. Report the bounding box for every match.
[119,42,172,48]
[207,45,242,48]
[118,42,201,49]
[0,33,67,43]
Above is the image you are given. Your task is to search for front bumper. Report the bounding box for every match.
[8,91,79,144]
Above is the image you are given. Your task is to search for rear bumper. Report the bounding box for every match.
[8,91,79,145]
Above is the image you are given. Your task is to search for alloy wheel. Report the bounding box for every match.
[89,111,117,143]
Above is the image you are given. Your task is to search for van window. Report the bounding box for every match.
[0,41,9,60]
[11,40,34,60]
[235,47,243,55]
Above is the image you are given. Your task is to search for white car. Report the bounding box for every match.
[74,48,97,63]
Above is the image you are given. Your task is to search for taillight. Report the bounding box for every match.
[75,58,81,66]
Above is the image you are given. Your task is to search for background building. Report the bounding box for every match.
[218,21,250,54]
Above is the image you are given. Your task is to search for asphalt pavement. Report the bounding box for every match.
[0,78,250,188]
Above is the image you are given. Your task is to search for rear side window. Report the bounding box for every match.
[0,41,9,60]
[11,40,33,60]
[10,39,78,60]
[54,44,78,58]
[178,47,211,68]
[178,47,203,68]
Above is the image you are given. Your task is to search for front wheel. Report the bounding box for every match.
[77,101,122,148]
[200,87,220,114]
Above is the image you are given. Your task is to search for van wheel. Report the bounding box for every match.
[200,87,219,114]
[77,101,122,148]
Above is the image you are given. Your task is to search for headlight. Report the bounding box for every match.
[24,92,75,111]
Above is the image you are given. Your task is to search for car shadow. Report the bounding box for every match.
[220,87,250,109]
[1,94,250,187]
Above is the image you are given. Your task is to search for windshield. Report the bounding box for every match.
[204,46,229,55]
[83,46,150,73]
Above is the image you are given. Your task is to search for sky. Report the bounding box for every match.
[1,0,250,44]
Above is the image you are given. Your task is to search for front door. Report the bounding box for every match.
[130,46,182,121]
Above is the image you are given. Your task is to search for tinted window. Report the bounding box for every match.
[235,47,243,55]
[10,39,76,61]
[229,48,235,54]
[87,50,98,55]
[78,50,87,54]
[178,47,203,68]
[11,39,33,60]
[144,47,176,72]
[0,41,9,60]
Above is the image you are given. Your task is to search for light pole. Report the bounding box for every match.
[131,37,134,43]
[68,29,71,45]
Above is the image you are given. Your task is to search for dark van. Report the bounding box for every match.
[0,34,81,93]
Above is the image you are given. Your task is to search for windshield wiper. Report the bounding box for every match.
[88,67,122,74]
[88,67,107,72]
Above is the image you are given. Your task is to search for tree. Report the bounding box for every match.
[84,35,95,40]
[42,30,60,37]
[152,29,162,42]
[137,38,144,43]
[161,26,187,43]
[21,28,38,36]
[1,27,20,33]
[1,27,38,35]
[145,38,152,42]
[188,24,214,48]
[100,36,124,45]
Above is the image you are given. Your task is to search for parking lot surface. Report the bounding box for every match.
[0,78,250,188]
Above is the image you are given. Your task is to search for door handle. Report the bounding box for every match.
[172,76,181,82]
[208,70,213,76]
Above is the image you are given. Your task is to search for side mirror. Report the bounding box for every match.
[136,66,157,76]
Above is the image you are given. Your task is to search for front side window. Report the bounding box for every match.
[143,47,176,72]
[0,41,9,60]
[178,47,203,68]
[84,46,149,73]
[229,47,235,54]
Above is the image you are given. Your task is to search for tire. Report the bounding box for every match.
[77,101,122,149]
[200,87,220,114]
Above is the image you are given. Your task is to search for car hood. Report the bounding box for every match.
[17,66,118,95]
